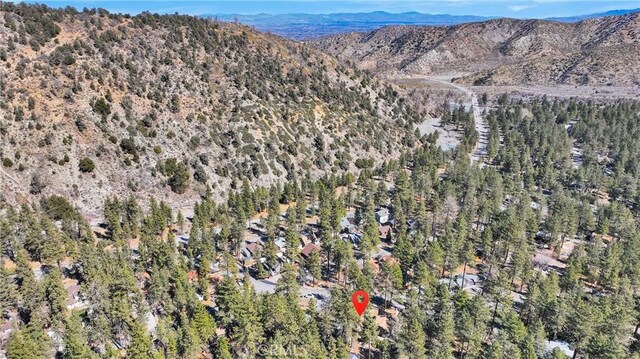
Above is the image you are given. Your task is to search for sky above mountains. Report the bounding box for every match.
[14,0,640,18]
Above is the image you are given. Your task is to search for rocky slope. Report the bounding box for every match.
[309,12,640,86]
[0,4,424,214]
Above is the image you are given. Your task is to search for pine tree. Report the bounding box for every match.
[216,276,241,330]
[40,216,64,267]
[233,277,264,357]
[585,332,626,359]
[177,313,200,358]
[6,329,32,359]
[565,295,594,358]
[397,291,426,359]
[379,260,402,306]
[215,337,233,359]
[394,233,415,282]
[191,302,216,345]
[176,210,185,234]
[305,249,322,285]
[0,264,15,317]
[63,315,96,359]
[14,249,40,315]
[126,322,153,359]
[430,285,454,357]
[360,312,378,359]
[23,317,51,358]
[285,206,300,262]
[42,267,67,327]
[549,347,568,359]
[375,180,389,206]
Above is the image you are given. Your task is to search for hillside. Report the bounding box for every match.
[0,4,424,215]
[309,12,640,86]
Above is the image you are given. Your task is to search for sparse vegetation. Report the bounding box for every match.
[78,157,95,173]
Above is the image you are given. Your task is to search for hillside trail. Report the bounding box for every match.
[0,167,19,186]
[0,166,22,205]
[410,76,489,164]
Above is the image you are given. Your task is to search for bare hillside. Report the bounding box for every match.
[309,12,640,86]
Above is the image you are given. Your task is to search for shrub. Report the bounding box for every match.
[194,165,207,184]
[355,158,374,169]
[92,97,111,118]
[75,118,86,132]
[48,44,76,66]
[40,195,76,221]
[120,138,136,155]
[79,157,95,173]
[58,154,70,165]
[2,158,13,167]
[168,161,190,194]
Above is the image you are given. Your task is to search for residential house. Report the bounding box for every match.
[66,284,83,309]
[341,233,362,246]
[274,237,287,253]
[375,208,390,224]
[242,242,263,259]
[378,225,392,239]
[340,212,357,233]
[448,102,471,112]
[300,234,312,247]
[301,243,320,259]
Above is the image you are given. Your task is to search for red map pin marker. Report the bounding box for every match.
[351,290,369,316]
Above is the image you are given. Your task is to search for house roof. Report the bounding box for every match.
[187,270,198,281]
[300,235,312,246]
[379,225,392,237]
[66,285,81,305]
[376,208,389,216]
[246,242,263,255]
[243,258,256,267]
[274,237,286,250]
[301,243,320,258]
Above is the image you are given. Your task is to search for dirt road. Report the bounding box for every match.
[412,77,489,163]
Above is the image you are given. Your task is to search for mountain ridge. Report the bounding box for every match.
[308,12,640,86]
[207,8,640,40]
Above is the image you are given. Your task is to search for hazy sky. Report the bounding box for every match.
[12,1,640,18]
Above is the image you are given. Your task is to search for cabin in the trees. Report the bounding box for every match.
[340,212,357,233]
[65,283,84,309]
[378,224,392,239]
[275,237,287,254]
[301,243,320,259]
[375,208,390,224]
[242,242,263,259]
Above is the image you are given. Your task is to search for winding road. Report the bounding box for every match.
[422,77,489,164]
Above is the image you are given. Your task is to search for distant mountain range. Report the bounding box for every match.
[207,12,490,40]
[207,9,640,40]
[309,12,640,86]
